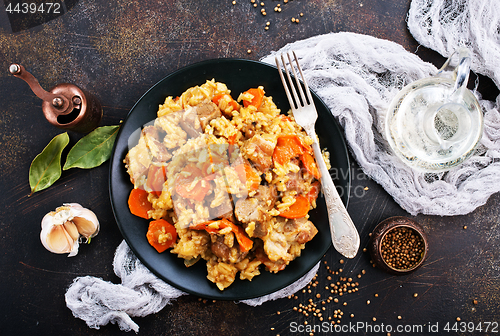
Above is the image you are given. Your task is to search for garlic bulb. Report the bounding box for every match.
[40,203,100,257]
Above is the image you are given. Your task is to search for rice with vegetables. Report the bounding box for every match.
[124,79,324,290]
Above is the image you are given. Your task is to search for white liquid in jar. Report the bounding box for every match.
[386,77,482,171]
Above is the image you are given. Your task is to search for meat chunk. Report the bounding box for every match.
[235,198,261,223]
[211,235,231,261]
[285,158,305,193]
[123,135,151,185]
[179,108,202,138]
[260,217,318,266]
[193,101,222,130]
[142,126,171,162]
[283,217,318,244]
[234,185,277,238]
[235,185,276,224]
[210,233,248,263]
[242,134,275,172]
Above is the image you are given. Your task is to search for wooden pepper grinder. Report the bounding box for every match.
[9,64,102,133]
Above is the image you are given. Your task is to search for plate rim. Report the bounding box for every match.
[109,58,351,300]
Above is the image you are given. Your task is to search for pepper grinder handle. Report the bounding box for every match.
[9,64,102,133]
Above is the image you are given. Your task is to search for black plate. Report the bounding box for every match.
[109,59,350,300]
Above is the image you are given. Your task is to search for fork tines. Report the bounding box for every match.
[275,51,314,110]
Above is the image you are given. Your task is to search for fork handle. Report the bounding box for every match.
[310,139,360,258]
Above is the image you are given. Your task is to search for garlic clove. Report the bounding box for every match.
[70,206,99,239]
[40,203,99,257]
[63,221,80,241]
[41,222,78,256]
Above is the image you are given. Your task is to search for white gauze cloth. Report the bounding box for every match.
[65,240,319,332]
[408,0,500,89]
[261,31,500,216]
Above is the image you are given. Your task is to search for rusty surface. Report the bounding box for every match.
[1,0,499,335]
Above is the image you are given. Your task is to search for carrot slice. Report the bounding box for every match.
[146,219,177,253]
[175,164,212,202]
[273,135,305,166]
[301,152,321,180]
[213,93,240,111]
[279,195,310,219]
[190,218,253,252]
[128,188,153,219]
[146,165,166,197]
[242,88,264,108]
[306,181,321,204]
[235,162,261,191]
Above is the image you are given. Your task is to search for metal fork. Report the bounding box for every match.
[276,51,360,259]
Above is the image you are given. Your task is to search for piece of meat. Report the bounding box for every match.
[210,233,248,263]
[211,235,231,260]
[254,241,287,272]
[179,120,202,138]
[179,108,202,138]
[141,126,172,162]
[235,197,261,223]
[193,101,222,130]
[284,158,305,193]
[283,217,318,244]
[234,185,277,225]
[242,121,256,138]
[123,135,151,185]
[234,185,277,238]
[243,134,275,172]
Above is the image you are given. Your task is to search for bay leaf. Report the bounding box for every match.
[63,125,120,170]
[29,132,70,195]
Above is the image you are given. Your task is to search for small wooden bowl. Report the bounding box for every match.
[368,216,428,275]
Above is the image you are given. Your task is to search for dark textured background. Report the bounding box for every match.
[1,0,499,335]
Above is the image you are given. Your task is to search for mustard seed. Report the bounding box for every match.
[381,226,425,270]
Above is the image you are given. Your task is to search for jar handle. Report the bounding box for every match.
[437,48,471,95]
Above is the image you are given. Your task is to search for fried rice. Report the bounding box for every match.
[124,79,324,290]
